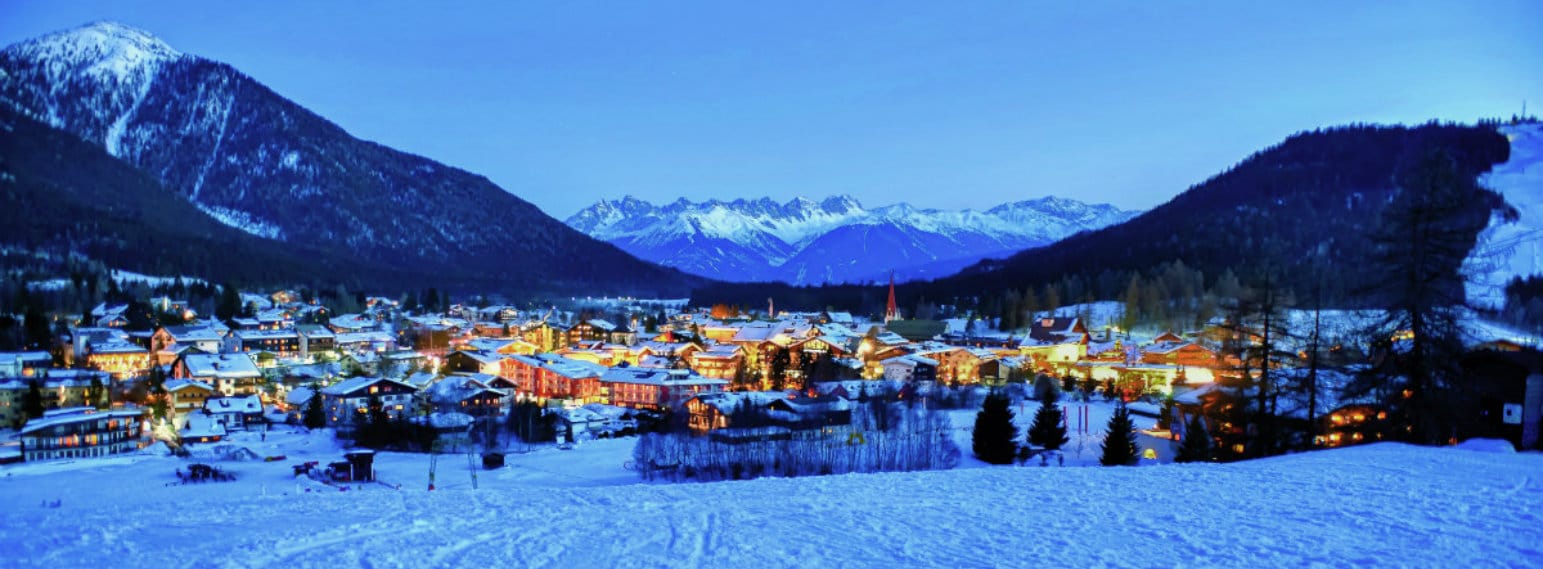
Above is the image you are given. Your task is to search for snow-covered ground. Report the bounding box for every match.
[7,401,1537,568]
[1,428,1537,568]
[1467,122,1543,308]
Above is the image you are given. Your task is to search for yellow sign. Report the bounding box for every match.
[847,432,866,445]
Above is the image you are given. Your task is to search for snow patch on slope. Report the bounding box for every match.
[196,203,285,240]
[1466,123,1543,308]
[1,22,179,149]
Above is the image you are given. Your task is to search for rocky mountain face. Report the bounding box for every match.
[0,22,699,296]
[566,195,1138,284]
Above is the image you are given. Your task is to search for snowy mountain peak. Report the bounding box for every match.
[565,195,1141,284]
[820,194,864,214]
[5,21,181,74]
[1,21,184,155]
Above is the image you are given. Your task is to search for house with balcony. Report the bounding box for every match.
[18,406,145,462]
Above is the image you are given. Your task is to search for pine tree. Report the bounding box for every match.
[1100,404,1139,466]
[216,283,241,323]
[303,384,326,429]
[20,379,45,426]
[972,391,1018,465]
[1175,414,1212,463]
[1026,394,1069,451]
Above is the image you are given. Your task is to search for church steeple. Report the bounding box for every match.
[884,271,898,324]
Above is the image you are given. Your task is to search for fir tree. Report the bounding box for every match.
[216,283,242,323]
[972,391,1018,465]
[1027,394,1069,451]
[1100,404,1139,466]
[20,379,45,426]
[1175,414,1213,463]
[303,384,326,429]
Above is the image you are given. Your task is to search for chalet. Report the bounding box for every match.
[568,319,617,345]
[1141,341,1221,368]
[766,395,853,432]
[446,349,505,376]
[1018,317,1091,372]
[915,346,988,385]
[179,412,226,444]
[204,395,264,431]
[608,321,638,346]
[91,303,130,328]
[0,370,114,427]
[232,329,300,358]
[319,376,419,428]
[296,325,336,359]
[424,374,507,417]
[600,367,728,410]
[172,353,263,396]
[149,326,223,365]
[690,344,744,380]
[881,354,938,383]
[684,391,787,432]
[18,406,145,462]
[163,379,216,418]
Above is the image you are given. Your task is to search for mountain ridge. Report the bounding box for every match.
[0,21,701,296]
[565,194,1139,284]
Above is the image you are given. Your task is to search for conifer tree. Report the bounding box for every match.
[972,391,1018,465]
[1175,414,1212,463]
[20,379,45,426]
[303,384,327,429]
[1027,393,1069,451]
[1100,404,1139,466]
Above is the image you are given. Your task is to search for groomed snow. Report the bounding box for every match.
[1,426,1538,568]
[1467,123,1543,308]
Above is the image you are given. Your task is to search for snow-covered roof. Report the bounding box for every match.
[285,386,315,407]
[164,379,213,393]
[180,353,260,379]
[320,376,417,397]
[600,367,728,388]
[205,395,262,415]
[19,406,143,435]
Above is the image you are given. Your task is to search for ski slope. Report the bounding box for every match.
[1467,122,1543,308]
[1,431,1538,568]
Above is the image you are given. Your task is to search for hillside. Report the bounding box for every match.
[0,105,412,288]
[690,124,1513,313]
[566,195,1137,284]
[0,22,700,296]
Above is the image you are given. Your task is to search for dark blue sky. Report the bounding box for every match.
[4,2,1540,217]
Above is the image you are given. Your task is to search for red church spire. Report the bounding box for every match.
[885,271,898,323]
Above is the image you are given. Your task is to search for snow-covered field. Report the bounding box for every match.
[3,408,1539,568]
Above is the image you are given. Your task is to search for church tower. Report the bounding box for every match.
[884,271,898,324]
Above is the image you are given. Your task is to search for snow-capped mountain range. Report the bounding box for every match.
[0,22,698,294]
[565,195,1139,284]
